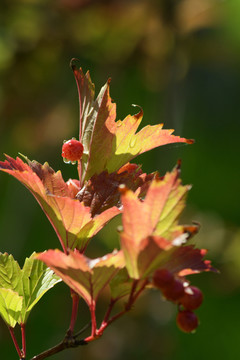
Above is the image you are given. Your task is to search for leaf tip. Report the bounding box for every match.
[176,159,182,169]
[186,138,195,144]
[131,104,143,120]
[70,57,80,71]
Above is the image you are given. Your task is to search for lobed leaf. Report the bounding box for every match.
[37,249,125,306]
[120,166,190,244]
[72,66,193,183]
[0,288,23,327]
[120,233,175,279]
[0,253,61,325]
[0,156,120,251]
[76,163,150,217]
[119,166,211,279]
[20,253,61,323]
[162,246,217,276]
[0,253,22,293]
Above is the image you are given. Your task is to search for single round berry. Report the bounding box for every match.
[62,139,84,162]
[162,278,185,301]
[153,269,174,289]
[176,310,199,333]
[179,286,203,310]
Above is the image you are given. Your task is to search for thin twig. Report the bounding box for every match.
[30,336,87,360]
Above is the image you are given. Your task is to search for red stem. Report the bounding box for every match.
[8,326,22,358]
[68,290,79,335]
[90,300,97,337]
[125,280,138,311]
[83,299,97,343]
[97,279,149,337]
[21,323,26,358]
[102,299,117,324]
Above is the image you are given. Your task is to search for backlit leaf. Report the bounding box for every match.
[119,167,208,279]
[72,66,193,182]
[37,249,125,306]
[0,156,120,252]
[0,253,61,325]
[0,288,22,327]
[0,253,22,292]
[20,253,61,323]
[120,166,190,244]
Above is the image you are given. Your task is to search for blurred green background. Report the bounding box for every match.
[0,0,239,359]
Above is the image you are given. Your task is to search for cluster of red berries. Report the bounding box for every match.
[62,139,84,164]
[153,268,203,333]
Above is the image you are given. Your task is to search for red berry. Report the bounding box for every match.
[176,310,199,333]
[62,139,84,162]
[153,269,174,289]
[162,278,185,301]
[179,286,203,310]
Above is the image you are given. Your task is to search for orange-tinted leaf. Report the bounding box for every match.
[72,66,193,183]
[0,156,120,252]
[37,249,125,306]
[119,166,210,279]
[120,166,190,244]
[121,233,175,279]
[121,233,216,280]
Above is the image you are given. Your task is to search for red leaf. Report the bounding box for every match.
[165,246,217,276]
[76,163,152,216]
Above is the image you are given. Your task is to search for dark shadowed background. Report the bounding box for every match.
[0,0,239,359]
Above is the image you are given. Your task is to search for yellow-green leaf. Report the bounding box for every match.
[0,288,22,327]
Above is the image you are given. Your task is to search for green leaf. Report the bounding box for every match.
[0,288,22,327]
[72,66,193,182]
[0,253,61,325]
[19,253,61,323]
[0,253,22,292]
[37,249,125,306]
